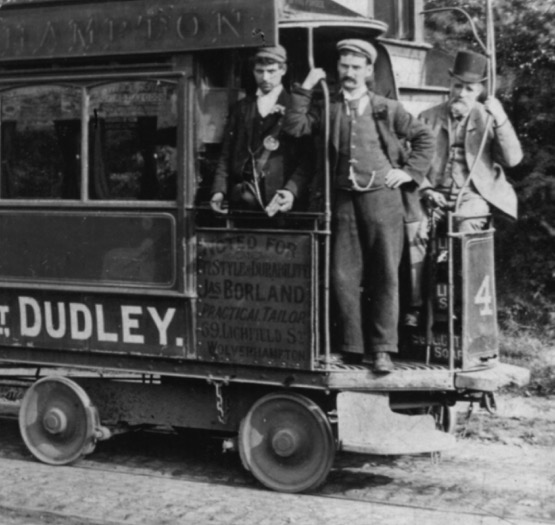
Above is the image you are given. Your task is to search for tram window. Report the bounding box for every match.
[0,85,81,199]
[375,0,417,40]
[195,51,242,205]
[88,80,178,200]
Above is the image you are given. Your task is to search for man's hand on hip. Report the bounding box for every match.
[385,169,412,189]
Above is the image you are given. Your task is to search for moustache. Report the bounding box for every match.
[341,76,356,83]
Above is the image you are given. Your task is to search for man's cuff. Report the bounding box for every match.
[291,83,313,97]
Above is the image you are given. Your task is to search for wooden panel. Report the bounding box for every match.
[196,231,314,369]
[0,211,176,287]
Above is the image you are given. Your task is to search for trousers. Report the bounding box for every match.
[331,188,404,356]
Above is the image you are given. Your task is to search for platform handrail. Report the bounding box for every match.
[307,27,332,365]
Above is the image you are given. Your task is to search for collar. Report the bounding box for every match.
[256,84,283,101]
[256,84,284,118]
[342,86,369,101]
[341,88,371,116]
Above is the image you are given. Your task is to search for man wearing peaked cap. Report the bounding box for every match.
[210,44,311,217]
[336,39,378,64]
[283,38,435,373]
[254,44,288,63]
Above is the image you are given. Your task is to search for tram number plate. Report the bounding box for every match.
[462,234,498,362]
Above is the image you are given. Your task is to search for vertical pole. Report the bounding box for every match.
[81,87,89,202]
[447,213,455,371]
[486,0,496,97]
[0,98,3,199]
[413,0,425,42]
[308,27,332,365]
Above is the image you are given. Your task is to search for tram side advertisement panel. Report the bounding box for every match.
[196,232,313,369]
[0,292,193,359]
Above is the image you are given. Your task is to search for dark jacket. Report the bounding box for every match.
[419,101,522,219]
[283,85,435,222]
[211,89,312,208]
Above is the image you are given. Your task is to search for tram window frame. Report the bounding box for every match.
[0,72,186,207]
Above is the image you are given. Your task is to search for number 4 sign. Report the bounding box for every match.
[474,275,494,316]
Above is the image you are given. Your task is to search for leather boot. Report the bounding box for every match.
[373,352,394,374]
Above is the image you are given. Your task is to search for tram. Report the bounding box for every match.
[0,0,528,493]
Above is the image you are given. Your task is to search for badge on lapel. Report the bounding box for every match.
[263,135,280,151]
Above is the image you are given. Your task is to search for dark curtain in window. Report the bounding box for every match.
[137,116,159,200]
[54,120,81,199]
[89,114,112,199]
[0,122,16,198]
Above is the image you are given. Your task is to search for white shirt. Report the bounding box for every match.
[256,84,283,117]
[256,84,284,118]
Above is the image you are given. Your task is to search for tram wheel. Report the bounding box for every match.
[238,392,335,493]
[430,404,457,434]
[19,376,100,465]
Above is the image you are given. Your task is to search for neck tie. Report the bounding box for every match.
[347,98,360,117]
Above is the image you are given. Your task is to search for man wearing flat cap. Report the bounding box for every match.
[283,38,435,373]
[419,50,522,230]
[210,45,311,217]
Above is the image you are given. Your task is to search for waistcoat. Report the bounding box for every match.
[438,115,470,194]
[336,100,392,190]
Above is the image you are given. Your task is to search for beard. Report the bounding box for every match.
[449,99,472,119]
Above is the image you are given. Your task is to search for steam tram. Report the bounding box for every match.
[0,0,528,492]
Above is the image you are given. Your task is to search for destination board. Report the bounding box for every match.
[196,232,313,369]
[0,0,277,61]
[0,291,192,358]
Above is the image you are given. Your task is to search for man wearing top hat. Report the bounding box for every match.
[418,50,523,231]
[283,39,435,373]
[210,45,311,217]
